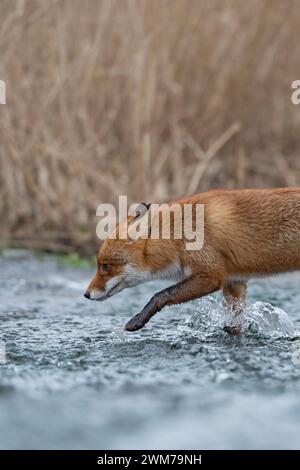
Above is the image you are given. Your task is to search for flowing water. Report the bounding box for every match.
[0,250,300,449]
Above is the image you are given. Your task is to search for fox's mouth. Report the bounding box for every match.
[90,278,124,301]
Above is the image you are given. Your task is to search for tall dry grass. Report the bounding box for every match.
[0,0,300,253]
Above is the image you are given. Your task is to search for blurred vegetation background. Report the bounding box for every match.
[0,0,300,254]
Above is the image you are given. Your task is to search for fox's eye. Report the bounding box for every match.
[102,263,110,273]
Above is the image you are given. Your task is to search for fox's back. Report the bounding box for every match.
[187,188,300,276]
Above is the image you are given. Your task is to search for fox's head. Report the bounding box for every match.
[84,202,184,301]
[84,203,152,301]
[84,231,152,301]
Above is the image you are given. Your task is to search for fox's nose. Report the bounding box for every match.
[84,291,90,299]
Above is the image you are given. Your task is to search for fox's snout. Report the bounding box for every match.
[83,272,107,301]
[84,268,127,302]
[84,285,107,301]
[84,278,107,301]
[84,261,149,302]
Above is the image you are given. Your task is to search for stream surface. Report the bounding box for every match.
[0,250,300,449]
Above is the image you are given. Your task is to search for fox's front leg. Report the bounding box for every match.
[223,280,247,336]
[124,275,223,332]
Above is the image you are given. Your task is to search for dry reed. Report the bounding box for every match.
[0,0,300,253]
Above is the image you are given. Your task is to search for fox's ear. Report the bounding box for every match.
[127,203,152,241]
[140,202,151,211]
[128,202,151,225]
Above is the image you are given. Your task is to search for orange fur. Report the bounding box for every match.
[85,188,300,333]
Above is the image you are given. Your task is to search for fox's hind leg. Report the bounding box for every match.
[223,280,247,335]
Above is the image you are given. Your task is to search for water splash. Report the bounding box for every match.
[108,328,129,343]
[246,301,296,337]
[181,296,224,333]
[182,296,297,339]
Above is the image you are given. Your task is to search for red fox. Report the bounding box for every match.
[84,188,300,334]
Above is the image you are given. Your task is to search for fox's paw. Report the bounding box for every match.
[124,314,146,332]
[224,325,243,336]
